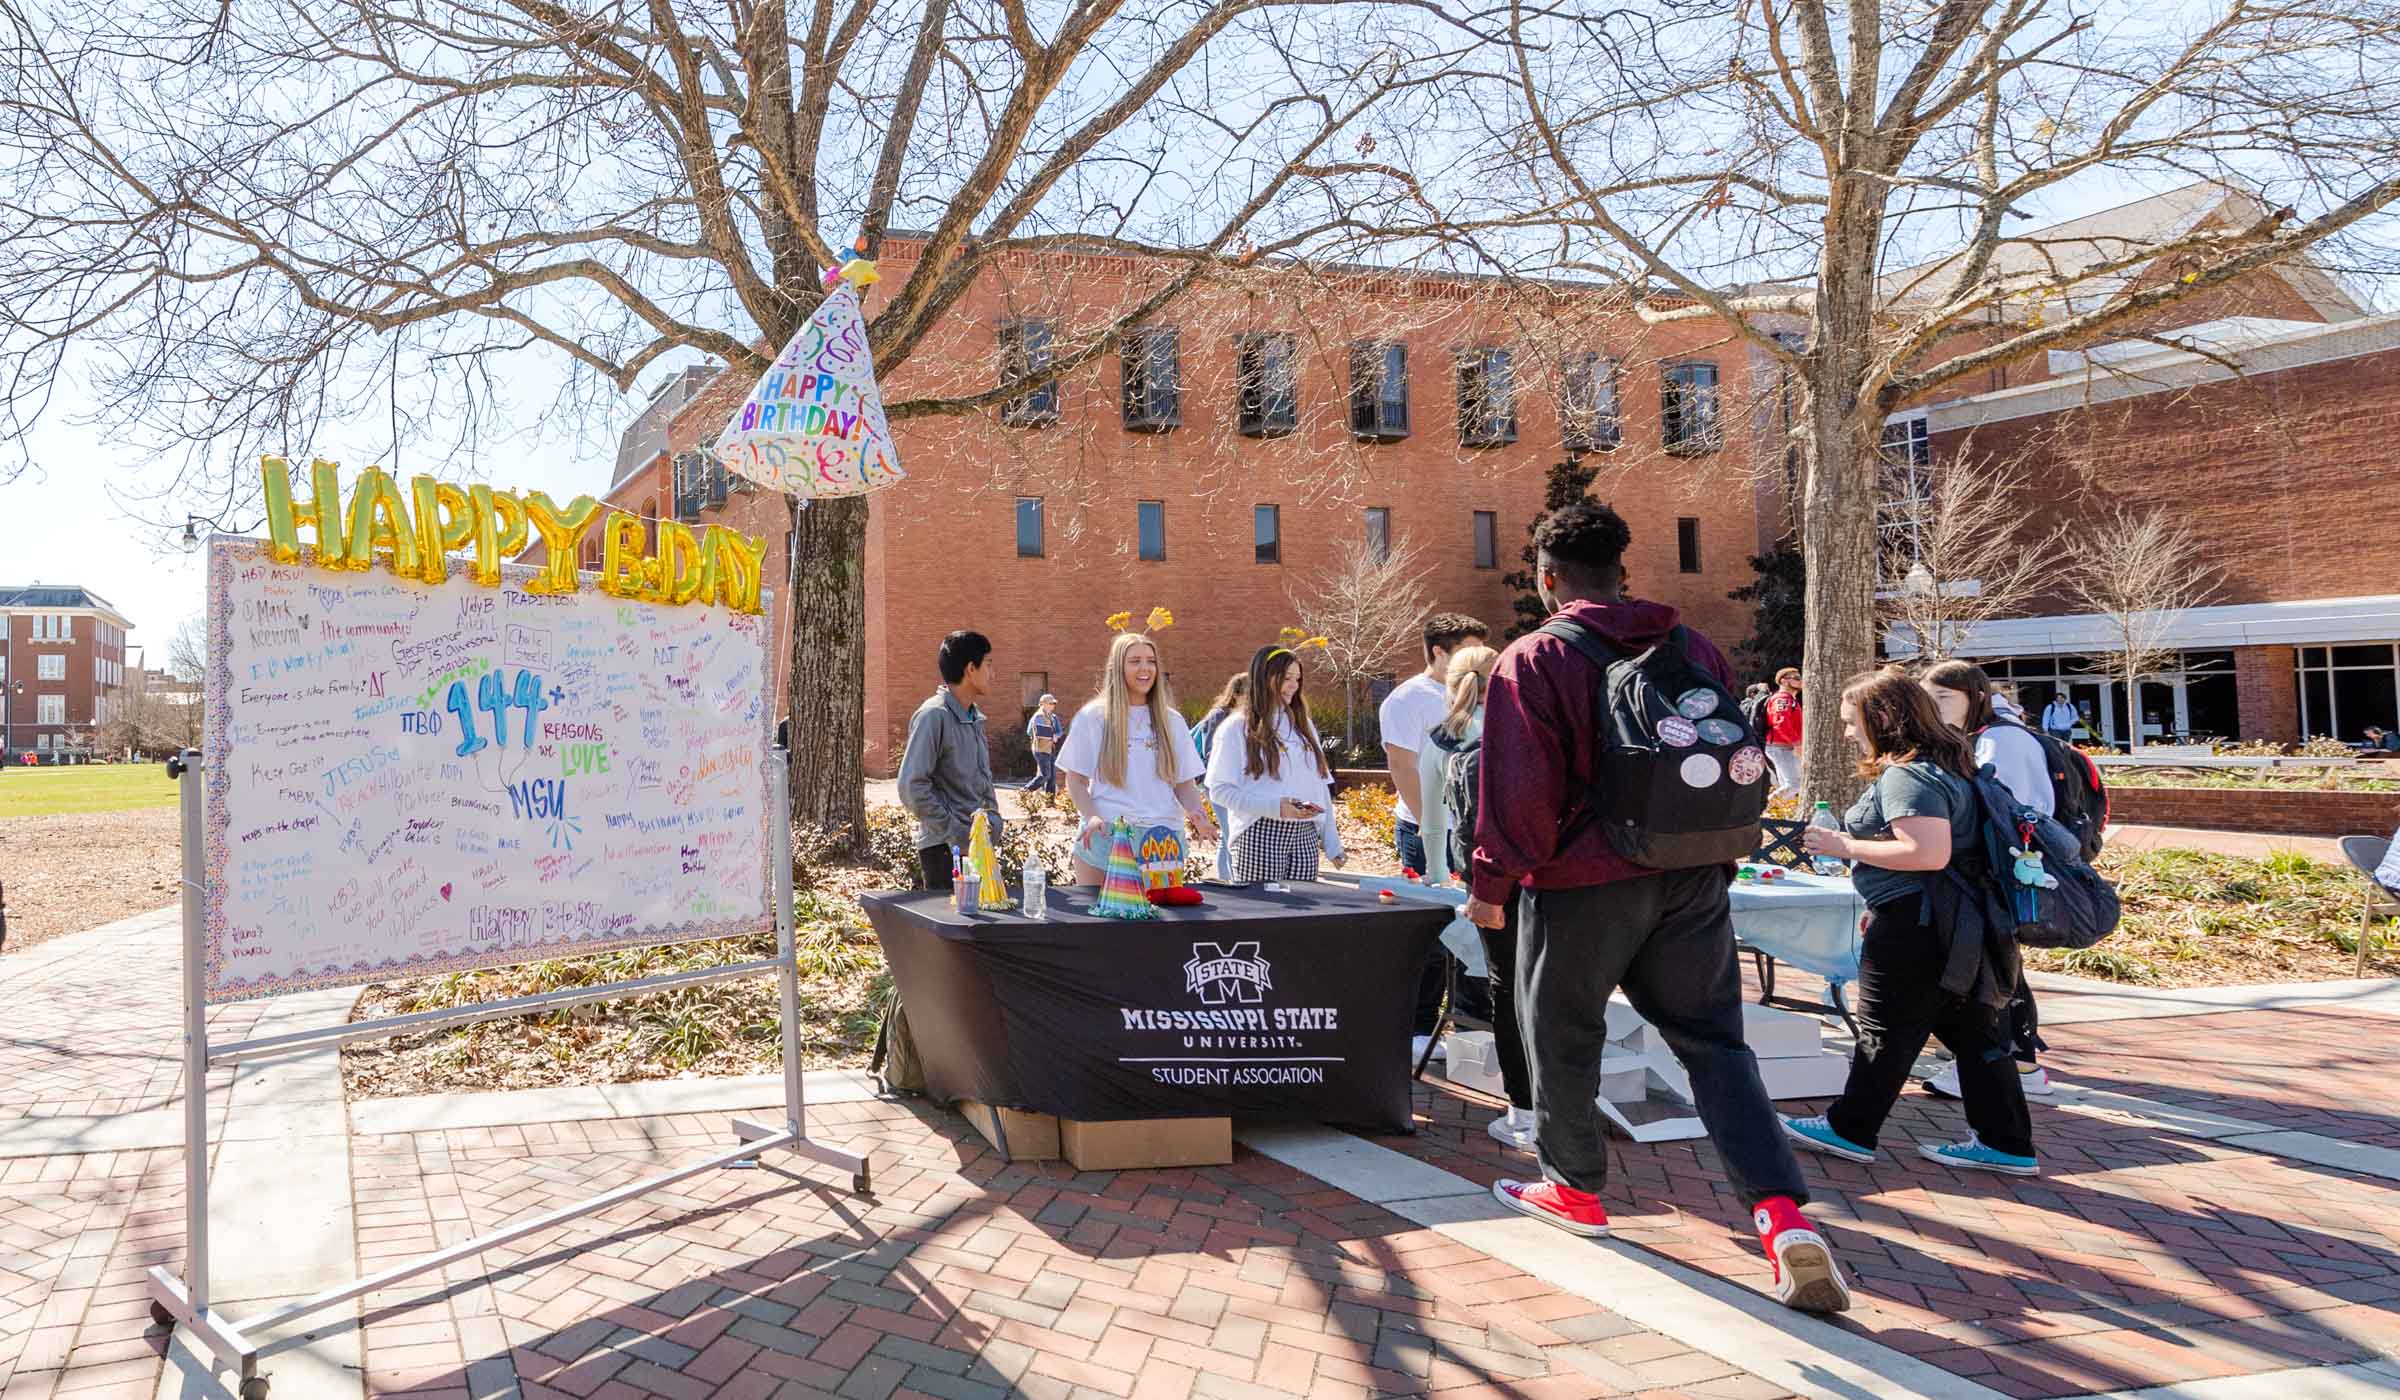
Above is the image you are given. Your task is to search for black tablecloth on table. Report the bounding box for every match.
[861,882,1450,1133]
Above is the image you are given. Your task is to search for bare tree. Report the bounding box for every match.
[0,0,1497,842]
[1290,536,1432,752]
[166,616,207,687]
[1878,448,2066,662]
[1477,0,2400,799]
[2060,503,2219,753]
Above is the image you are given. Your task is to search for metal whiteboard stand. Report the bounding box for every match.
[144,749,871,1398]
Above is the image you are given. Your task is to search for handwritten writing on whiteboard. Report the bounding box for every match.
[202,536,774,1003]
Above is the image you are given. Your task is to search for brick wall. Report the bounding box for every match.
[2234,645,2299,742]
[1931,342,2400,616]
[2109,785,2400,838]
[658,246,1786,773]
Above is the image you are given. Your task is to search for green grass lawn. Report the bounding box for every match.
[0,763,180,818]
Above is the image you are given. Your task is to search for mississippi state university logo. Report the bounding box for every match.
[1184,942,1272,1005]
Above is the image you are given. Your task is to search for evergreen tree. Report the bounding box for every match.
[1501,458,1601,638]
[1729,544,1806,680]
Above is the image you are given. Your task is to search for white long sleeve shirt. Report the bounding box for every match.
[1205,709,1334,846]
[1975,722,2055,818]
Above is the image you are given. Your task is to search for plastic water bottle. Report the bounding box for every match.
[1808,802,1847,878]
[1023,862,1048,921]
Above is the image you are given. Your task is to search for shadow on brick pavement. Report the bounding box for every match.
[333,1098,1789,1400]
[1387,1014,2400,1400]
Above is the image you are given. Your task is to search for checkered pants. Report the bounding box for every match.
[1232,817,1320,883]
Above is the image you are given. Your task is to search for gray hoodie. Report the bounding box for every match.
[897,687,999,850]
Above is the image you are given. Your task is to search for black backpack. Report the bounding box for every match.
[1987,719,2109,862]
[1740,690,1772,743]
[1956,765,2121,950]
[1429,727,1480,878]
[1538,619,1768,869]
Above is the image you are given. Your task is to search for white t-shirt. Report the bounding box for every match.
[1377,672,1449,824]
[1057,699,1204,830]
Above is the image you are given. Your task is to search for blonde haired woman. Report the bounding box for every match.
[1057,631,1217,885]
[1418,645,1534,1149]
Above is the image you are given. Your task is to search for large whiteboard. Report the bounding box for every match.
[203,537,775,1003]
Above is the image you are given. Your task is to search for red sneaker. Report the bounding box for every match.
[1753,1197,1850,1313]
[1492,1179,1610,1237]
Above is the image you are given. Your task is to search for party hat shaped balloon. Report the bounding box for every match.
[1092,817,1159,920]
[968,810,1009,911]
[715,284,905,500]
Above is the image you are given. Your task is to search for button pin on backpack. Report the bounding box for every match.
[1680,753,1723,788]
[1659,716,1699,748]
[1676,688,1720,719]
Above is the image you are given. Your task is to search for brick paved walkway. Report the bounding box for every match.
[344,1103,1790,1400]
[3,911,1793,1400]
[1383,1013,2400,1399]
[0,910,258,1400]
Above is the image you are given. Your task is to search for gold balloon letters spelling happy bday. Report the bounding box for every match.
[258,457,766,613]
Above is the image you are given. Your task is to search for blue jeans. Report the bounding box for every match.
[1024,751,1058,792]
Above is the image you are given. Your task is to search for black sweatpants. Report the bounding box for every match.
[1825,898,2034,1158]
[1519,869,1810,1208]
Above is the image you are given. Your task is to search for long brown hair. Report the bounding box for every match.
[1920,659,2000,731]
[1239,645,1328,781]
[1206,671,1249,715]
[1842,668,1976,781]
[1094,632,1182,788]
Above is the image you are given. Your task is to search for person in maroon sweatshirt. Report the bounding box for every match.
[1462,503,1851,1315]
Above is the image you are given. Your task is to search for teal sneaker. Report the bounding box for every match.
[1780,1115,1876,1163]
[1918,1134,2039,1176]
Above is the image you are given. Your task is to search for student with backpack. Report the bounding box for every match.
[1782,668,2038,1179]
[1920,661,2065,1100]
[1463,504,1849,1314]
[1762,668,1804,795]
[1419,644,1534,1150]
[1194,673,1249,882]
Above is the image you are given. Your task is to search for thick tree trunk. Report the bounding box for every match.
[784,494,870,849]
[1796,400,1882,812]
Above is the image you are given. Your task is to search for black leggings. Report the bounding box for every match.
[1825,898,2034,1159]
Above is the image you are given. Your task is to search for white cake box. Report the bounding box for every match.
[1757,1052,1849,1101]
[1441,1030,1506,1097]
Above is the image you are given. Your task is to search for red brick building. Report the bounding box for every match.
[0,585,132,763]
[548,245,1798,774]
[1879,185,2394,745]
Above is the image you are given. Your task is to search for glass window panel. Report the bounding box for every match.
[2331,644,2396,668]
[1015,497,1043,557]
[1254,505,1280,565]
[1138,501,1165,561]
[1365,507,1390,563]
[1473,511,1497,570]
[2331,667,2398,741]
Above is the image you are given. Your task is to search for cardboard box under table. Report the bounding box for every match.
[862,884,1449,1167]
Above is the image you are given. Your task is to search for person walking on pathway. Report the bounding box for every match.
[897,630,1002,891]
[1783,668,2038,1180]
[1419,643,1535,1151]
[1920,661,2059,1101]
[2040,693,2080,744]
[1383,612,1494,1063]
[1023,693,1064,793]
[1206,645,1341,883]
[1763,667,1805,796]
[1463,503,1850,1314]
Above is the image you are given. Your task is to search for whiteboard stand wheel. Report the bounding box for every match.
[240,1377,270,1400]
[853,1170,873,1196]
[148,1301,175,1328]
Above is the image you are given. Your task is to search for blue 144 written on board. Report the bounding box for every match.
[201,536,775,1003]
